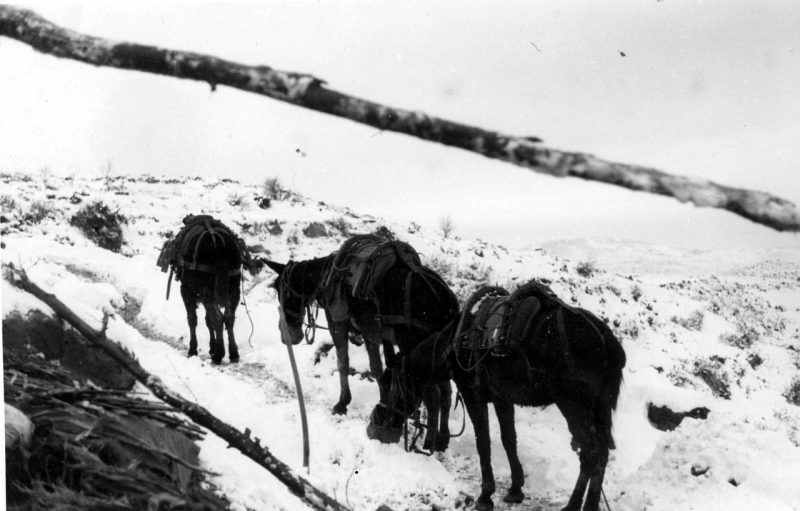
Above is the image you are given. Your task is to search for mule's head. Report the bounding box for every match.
[367,325,455,444]
[264,260,304,345]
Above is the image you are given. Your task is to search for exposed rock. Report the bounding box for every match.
[303,221,329,238]
[647,402,710,432]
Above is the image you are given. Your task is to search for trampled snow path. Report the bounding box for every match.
[3,174,800,510]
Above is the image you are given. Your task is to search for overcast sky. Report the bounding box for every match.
[2,1,799,251]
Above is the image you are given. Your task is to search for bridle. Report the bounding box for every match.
[276,260,329,344]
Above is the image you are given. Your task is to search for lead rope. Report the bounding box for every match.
[240,271,255,348]
[602,488,613,511]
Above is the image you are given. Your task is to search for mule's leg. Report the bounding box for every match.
[422,386,441,452]
[556,397,596,511]
[460,387,496,511]
[582,462,607,511]
[377,337,396,405]
[329,318,352,415]
[435,381,452,452]
[181,285,199,357]
[225,283,240,363]
[204,301,225,365]
[365,340,385,400]
[382,339,396,368]
[493,398,525,504]
[204,307,216,356]
[581,394,613,511]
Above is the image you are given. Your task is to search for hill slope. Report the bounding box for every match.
[3,173,800,511]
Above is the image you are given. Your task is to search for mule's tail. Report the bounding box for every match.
[601,334,626,449]
[214,268,231,308]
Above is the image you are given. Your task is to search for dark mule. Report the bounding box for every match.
[265,235,459,451]
[383,282,626,511]
[159,215,250,365]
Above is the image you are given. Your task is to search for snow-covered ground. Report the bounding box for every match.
[3,173,799,510]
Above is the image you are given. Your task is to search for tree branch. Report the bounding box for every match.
[3,263,352,511]
[1,6,798,231]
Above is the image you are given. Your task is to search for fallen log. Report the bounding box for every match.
[3,263,351,511]
[1,6,798,232]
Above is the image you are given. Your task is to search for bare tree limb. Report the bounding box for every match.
[3,263,352,511]
[1,6,798,231]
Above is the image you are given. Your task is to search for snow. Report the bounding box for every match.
[2,173,799,510]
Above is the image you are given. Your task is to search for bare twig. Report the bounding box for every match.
[1,6,798,231]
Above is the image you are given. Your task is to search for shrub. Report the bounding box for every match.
[456,261,492,287]
[70,201,126,252]
[327,216,350,236]
[631,285,643,302]
[425,256,454,282]
[25,200,53,224]
[672,310,705,331]
[263,177,289,200]
[226,192,247,208]
[576,260,597,278]
[241,220,283,237]
[373,225,395,241]
[784,377,800,406]
[720,331,757,350]
[692,357,731,399]
[101,160,114,191]
[0,195,17,214]
[746,352,763,370]
[438,215,455,239]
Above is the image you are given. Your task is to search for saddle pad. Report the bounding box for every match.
[460,295,509,350]
[459,295,542,353]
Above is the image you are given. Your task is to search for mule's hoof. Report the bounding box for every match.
[211,358,223,365]
[188,350,197,358]
[475,496,494,511]
[229,355,240,364]
[331,403,348,415]
[435,437,450,452]
[503,487,524,504]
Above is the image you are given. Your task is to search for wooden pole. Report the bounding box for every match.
[1,6,798,232]
[280,306,311,471]
[3,263,350,511]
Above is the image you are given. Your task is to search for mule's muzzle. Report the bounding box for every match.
[366,403,404,444]
[278,306,304,345]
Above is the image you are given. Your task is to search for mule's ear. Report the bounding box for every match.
[264,259,286,275]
